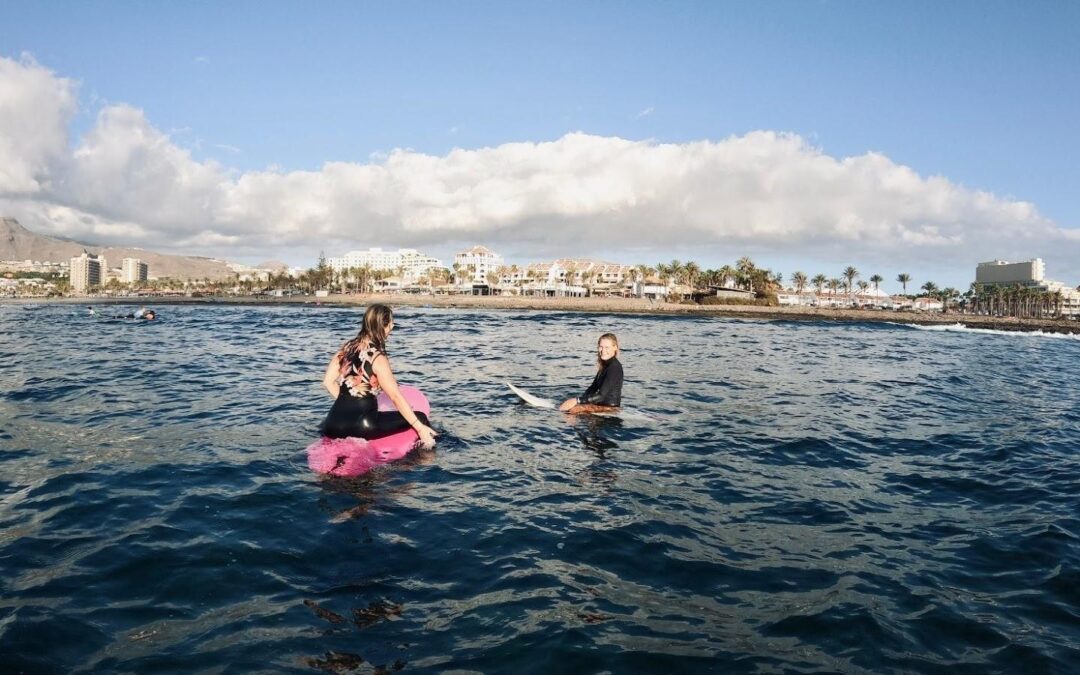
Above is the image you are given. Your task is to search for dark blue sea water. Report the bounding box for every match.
[1,303,1079,674]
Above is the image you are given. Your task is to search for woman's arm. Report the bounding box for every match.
[323,353,342,399]
[371,354,438,447]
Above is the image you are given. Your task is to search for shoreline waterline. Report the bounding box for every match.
[6,292,1080,335]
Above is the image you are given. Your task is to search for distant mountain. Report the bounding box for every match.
[1,217,236,280]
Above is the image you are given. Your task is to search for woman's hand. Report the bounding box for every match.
[558,397,579,412]
[415,423,438,449]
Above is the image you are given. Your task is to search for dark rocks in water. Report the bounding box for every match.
[303,599,346,624]
[306,651,364,672]
[352,600,403,629]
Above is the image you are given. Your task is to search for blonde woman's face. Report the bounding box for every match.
[598,338,617,361]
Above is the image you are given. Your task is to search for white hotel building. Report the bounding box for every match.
[121,257,149,283]
[454,246,503,284]
[327,248,444,282]
[70,251,105,294]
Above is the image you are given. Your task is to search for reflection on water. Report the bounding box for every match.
[1,303,1079,673]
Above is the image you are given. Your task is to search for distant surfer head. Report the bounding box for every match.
[596,333,619,369]
[144,310,156,320]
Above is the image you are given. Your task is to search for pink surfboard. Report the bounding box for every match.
[307,386,431,477]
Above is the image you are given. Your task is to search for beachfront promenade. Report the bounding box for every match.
[16,292,1080,334]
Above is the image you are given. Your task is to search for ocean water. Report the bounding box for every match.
[1,303,1078,674]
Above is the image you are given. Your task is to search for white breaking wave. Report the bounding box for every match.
[904,322,1080,340]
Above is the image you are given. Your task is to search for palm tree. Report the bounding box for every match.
[812,274,827,296]
[897,273,911,295]
[826,278,841,300]
[684,261,701,290]
[668,259,685,286]
[656,263,671,286]
[718,265,736,289]
[791,271,808,295]
[941,287,958,314]
[869,274,883,292]
[736,257,755,291]
[843,266,859,295]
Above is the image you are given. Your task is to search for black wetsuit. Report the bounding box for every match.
[580,357,623,406]
[319,346,429,440]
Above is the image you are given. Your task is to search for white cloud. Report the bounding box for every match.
[1,54,1077,281]
[636,106,654,118]
[0,54,76,194]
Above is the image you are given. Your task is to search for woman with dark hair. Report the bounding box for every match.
[558,333,623,414]
[320,304,437,447]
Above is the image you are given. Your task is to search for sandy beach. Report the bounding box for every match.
[14,292,1080,334]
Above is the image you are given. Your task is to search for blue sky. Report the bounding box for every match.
[2,1,1078,290]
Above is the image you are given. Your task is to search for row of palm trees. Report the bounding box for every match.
[967,283,1065,319]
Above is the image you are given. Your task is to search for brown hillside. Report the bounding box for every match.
[1,217,235,280]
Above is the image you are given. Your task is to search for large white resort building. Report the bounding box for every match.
[327,248,444,282]
[70,251,105,294]
[121,257,148,283]
[975,258,1080,316]
[454,246,504,284]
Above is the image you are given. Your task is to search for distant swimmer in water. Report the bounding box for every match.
[558,332,623,414]
[115,309,156,320]
[87,306,95,315]
[319,304,437,448]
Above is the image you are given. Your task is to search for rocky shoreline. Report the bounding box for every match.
[9,293,1080,335]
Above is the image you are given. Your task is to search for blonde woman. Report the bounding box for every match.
[558,333,623,414]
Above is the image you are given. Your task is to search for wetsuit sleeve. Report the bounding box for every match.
[580,359,623,406]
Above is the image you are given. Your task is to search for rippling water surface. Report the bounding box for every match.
[2,304,1079,673]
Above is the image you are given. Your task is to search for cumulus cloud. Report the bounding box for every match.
[0,54,76,194]
[1,54,1076,279]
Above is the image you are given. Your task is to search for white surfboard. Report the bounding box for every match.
[507,382,665,423]
[507,382,557,409]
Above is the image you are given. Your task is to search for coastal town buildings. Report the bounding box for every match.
[454,246,503,284]
[121,258,148,283]
[328,248,444,282]
[0,259,68,276]
[69,251,105,294]
[227,262,274,283]
[500,258,636,296]
[777,286,893,308]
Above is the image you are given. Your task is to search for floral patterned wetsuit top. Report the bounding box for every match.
[337,346,382,398]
